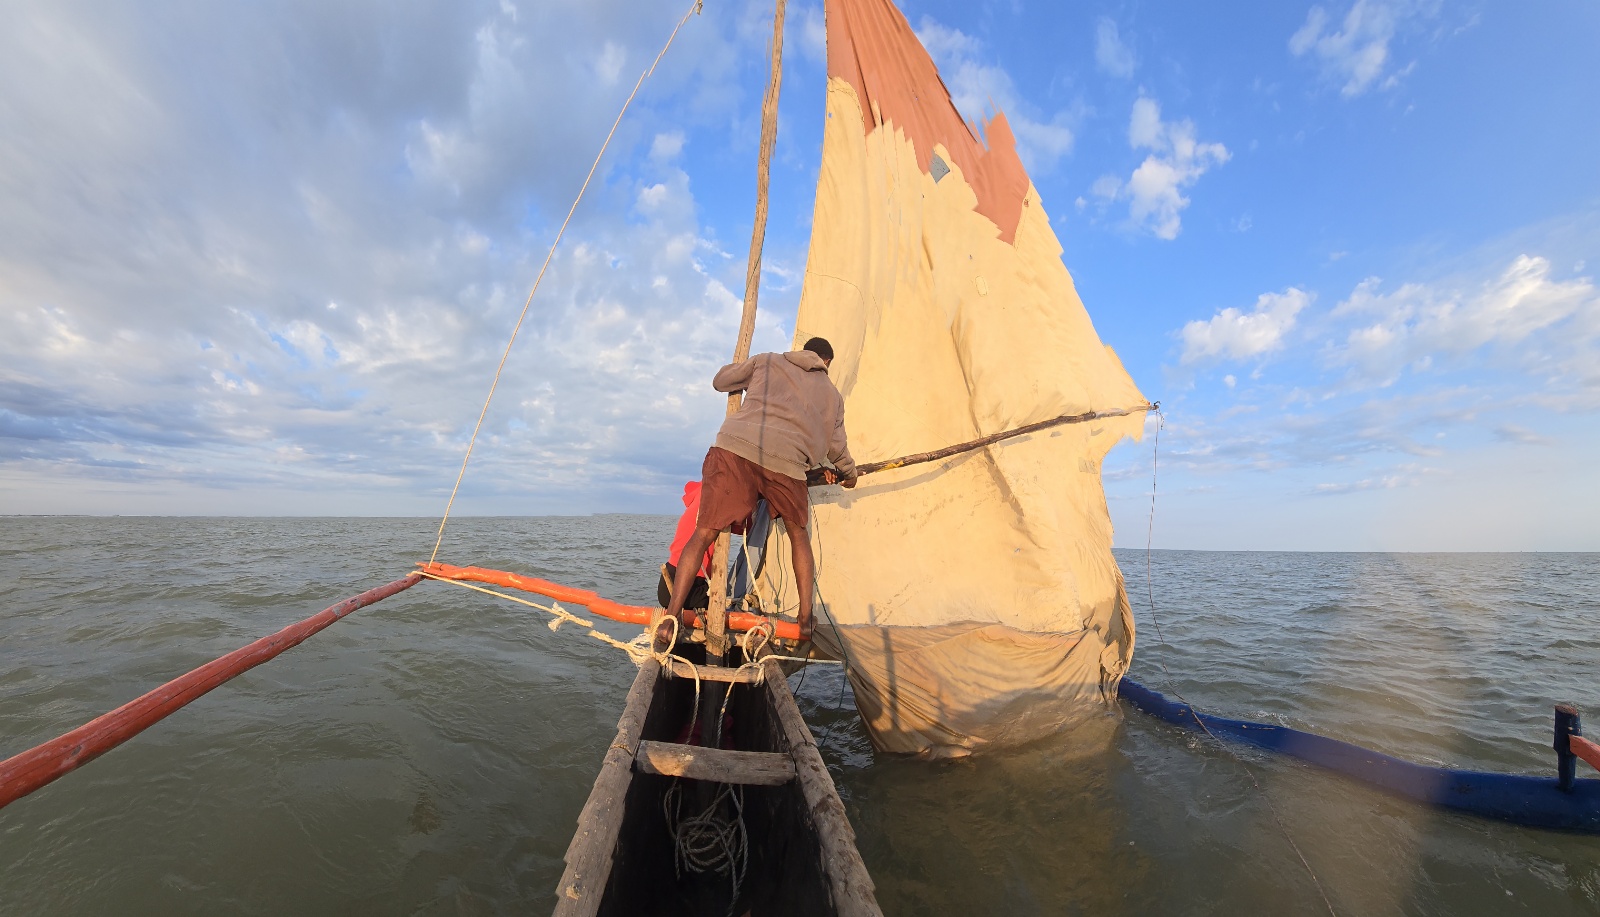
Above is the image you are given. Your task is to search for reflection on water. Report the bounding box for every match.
[1,518,1596,915]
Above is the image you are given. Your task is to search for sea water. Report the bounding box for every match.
[0,516,1596,915]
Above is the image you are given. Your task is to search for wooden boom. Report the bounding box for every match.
[847,402,1157,479]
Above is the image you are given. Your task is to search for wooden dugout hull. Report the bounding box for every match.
[554,653,881,916]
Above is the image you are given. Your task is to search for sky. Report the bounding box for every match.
[1,0,1596,550]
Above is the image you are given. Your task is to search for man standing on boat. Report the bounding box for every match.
[661,337,856,643]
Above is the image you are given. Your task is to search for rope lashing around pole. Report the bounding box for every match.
[428,0,704,566]
[414,570,834,672]
[415,570,681,664]
[813,402,1158,485]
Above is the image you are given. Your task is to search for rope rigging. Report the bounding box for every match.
[429,0,705,566]
[664,780,749,910]
[414,567,834,674]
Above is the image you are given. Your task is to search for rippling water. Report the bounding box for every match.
[1,517,1596,915]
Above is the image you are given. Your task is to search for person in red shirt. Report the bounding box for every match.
[657,481,712,611]
[661,338,856,644]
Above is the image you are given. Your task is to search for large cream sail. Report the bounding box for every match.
[752,0,1149,756]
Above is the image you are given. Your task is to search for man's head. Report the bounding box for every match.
[802,336,834,366]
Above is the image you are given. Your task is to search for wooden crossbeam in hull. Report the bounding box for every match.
[555,655,880,917]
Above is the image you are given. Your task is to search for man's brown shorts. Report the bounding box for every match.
[697,447,809,531]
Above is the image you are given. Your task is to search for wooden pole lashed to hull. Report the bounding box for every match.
[0,574,423,811]
[707,0,788,667]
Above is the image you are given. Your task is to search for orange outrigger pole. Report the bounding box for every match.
[418,562,801,642]
[1,565,799,811]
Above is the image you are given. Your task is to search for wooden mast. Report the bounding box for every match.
[706,0,787,668]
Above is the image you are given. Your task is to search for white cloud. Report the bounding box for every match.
[1095,18,1137,79]
[1128,96,1163,148]
[1181,288,1310,364]
[793,3,826,66]
[1328,256,1600,385]
[636,183,671,212]
[1289,0,1432,97]
[1010,119,1076,166]
[1096,96,1229,240]
[649,130,685,161]
[1493,424,1551,446]
[1429,255,1594,348]
[914,17,979,63]
[0,0,788,514]
[1311,475,1401,495]
[914,17,1077,174]
[595,40,627,86]
[1309,464,1437,495]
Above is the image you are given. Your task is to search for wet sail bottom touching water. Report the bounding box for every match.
[1,517,1596,915]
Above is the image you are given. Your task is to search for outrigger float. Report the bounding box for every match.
[1120,680,1600,834]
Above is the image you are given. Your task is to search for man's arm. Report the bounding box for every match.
[712,357,757,393]
[827,409,858,486]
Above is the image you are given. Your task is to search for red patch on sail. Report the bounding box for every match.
[825,0,1031,245]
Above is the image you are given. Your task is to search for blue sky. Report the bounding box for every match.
[1,0,1596,550]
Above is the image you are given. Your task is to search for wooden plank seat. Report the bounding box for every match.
[661,659,766,683]
[634,740,796,786]
[555,653,882,916]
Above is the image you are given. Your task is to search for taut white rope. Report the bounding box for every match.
[429,0,705,565]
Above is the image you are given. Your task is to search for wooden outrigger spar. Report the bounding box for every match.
[0,574,426,810]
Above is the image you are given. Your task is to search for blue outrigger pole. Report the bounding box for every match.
[1119,679,1600,834]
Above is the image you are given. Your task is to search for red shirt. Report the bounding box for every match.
[668,481,713,577]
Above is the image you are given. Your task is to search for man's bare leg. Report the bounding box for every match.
[655,524,719,653]
[665,524,719,624]
[790,522,815,640]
